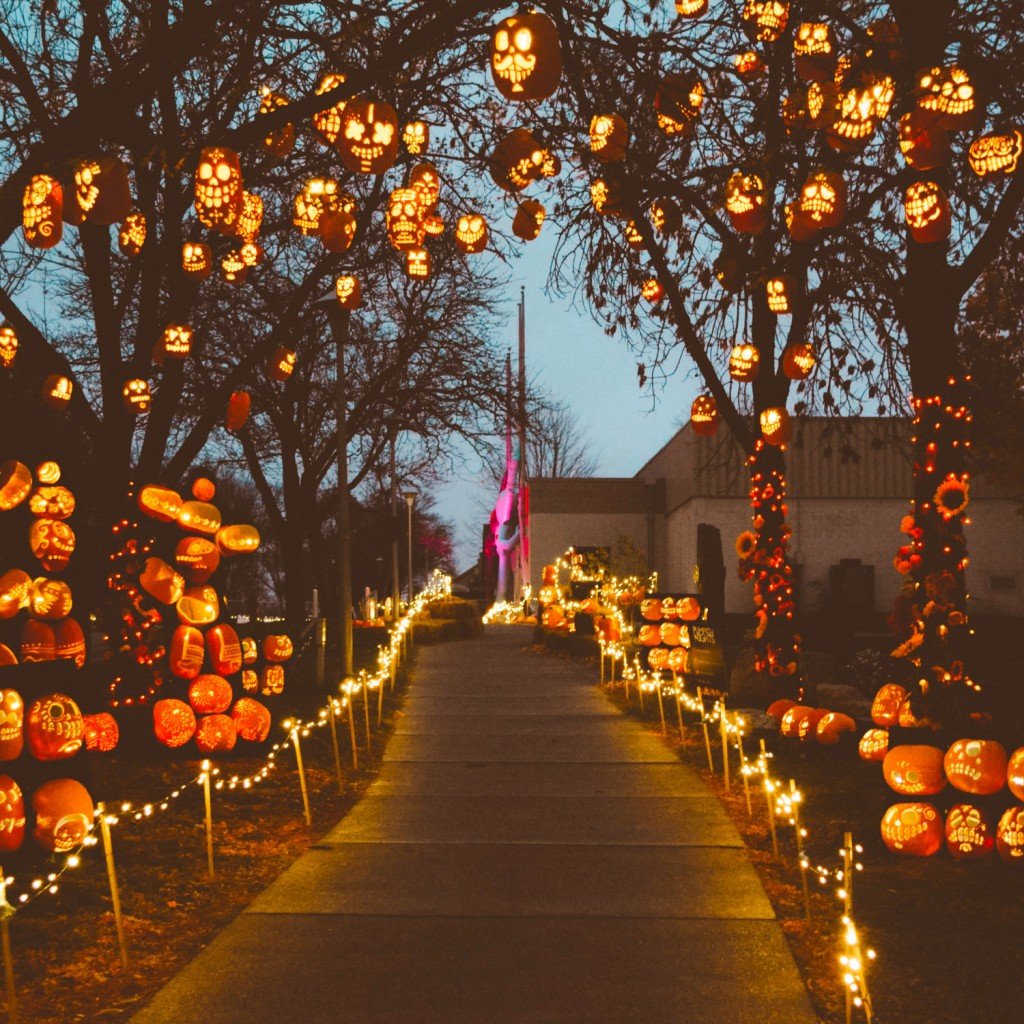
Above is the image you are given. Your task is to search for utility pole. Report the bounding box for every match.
[385,416,401,617]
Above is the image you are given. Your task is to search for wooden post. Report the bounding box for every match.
[672,674,686,740]
[698,688,715,772]
[0,872,17,1024]
[655,676,667,736]
[327,699,345,795]
[346,692,359,769]
[315,617,327,690]
[291,728,312,827]
[362,680,372,752]
[97,804,129,969]
[201,763,214,880]
[791,779,810,921]
[636,659,645,715]
[761,739,779,858]
[736,731,753,815]
[600,648,605,685]
[719,697,731,790]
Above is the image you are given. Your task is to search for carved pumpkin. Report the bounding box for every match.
[904,182,951,244]
[54,617,86,667]
[729,343,760,381]
[321,209,357,253]
[741,1,789,43]
[655,72,704,136]
[387,187,425,251]
[237,191,264,242]
[335,275,362,309]
[793,22,835,82]
[660,622,681,646]
[858,728,889,762]
[259,87,295,158]
[170,625,205,680]
[0,776,25,852]
[30,577,73,619]
[27,693,83,760]
[871,684,907,726]
[175,537,220,584]
[898,111,950,171]
[118,212,147,257]
[23,174,63,249]
[916,65,980,130]
[944,739,1007,796]
[153,698,197,748]
[589,113,628,162]
[797,170,845,229]
[590,178,623,218]
[677,597,700,621]
[293,177,340,235]
[263,635,293,663]
[690,394,719,437]
[216,524,260,556]
[490,9,561,102]
[724,171,767,234]
[816,712,856,744]
[20,619,55,662]
[945,803,993,860]
[42,374,74,411]
[455,214,489,254]
[268,346,296,383]
[766,699,796,721]
[641,278,664,304]
[195,714,237,754]
[138,484,182,523]
[27,518,74,573]
[29,485,75,519]
[402,120,429,155]
[225,391,251,432]
[259,665,285,697]
[760,407,792,447]
[489,129,551,193]
[176,585,220,627]
[765,274,797,315]
[194,148,242,233]
[883,745,946,795]
[0,570,31,619]
[996,806,1024,863]
[0,326,16,369]
[594,616,621,642]
[33,779,93,853]
[782,342,816,380]
[140,557,185,605]
[207,624,242,676]
[232,698,271,743]
[1007,747,1024,801]
[780,705,814,738]
[0,691,24,760]
[640,599,662,622]
[881,802,942,856]
[178,500,222,536]
[83,713,119,752]
[71,155,131,225]
[512,199,546,241]
[968,131,1023,177]
[338,97,399,175]
[188,674,233,715]
[182,241,213,280]
[311,73,346,145]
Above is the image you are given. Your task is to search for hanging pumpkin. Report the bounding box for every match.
[118,211,147,257]
[311,73,347,146]
[72,155,132,225]
[880,802,942,856]
[898,111,950,171]
[724,171,767,234]
[122,377,152,414]
[0,325,17,369]
[904,181,951,244]
[83,713,119,752]
[882,745,947,795]
[870,683,907,726]
[489,129,549,193]
[23,174,63,249]
[782,342,816,380]
[793,22,835,82]
[764,274,797,314]
[405,247,431,280]
[945,803,993,860]
[153,698,197,748]
[225,390,251,432]
[590,178,623,218]
[797,169,846,229]
[33,779,93,853]
[293,178,339,236]
[968,131,1023,177]
[690,394,719,437]
[490,9,562,102]
[655,71,704,136]
[589,113,629,162]
[194,148,243,233]
[424,214,445,238]
[826,87,877,152]
[916,65,980,130]
[512,199,545,241]
[455,214,489,254]
[338,97,399,175]
[760,406,792,446]
[858,728,889,762]
[259,87,295,158]
[650,197,682,236]
[237,191,264,242]
[408,163,440,213]
[0,777,24,852]
[386,187,426,251]
[641,278,664,304]
[160,323,193,362]
[220,249,247,285]
[729,343,760,382]
[232,698,271,743]
[944,738,1007,795]
[27,693,84,760]
[42,374,74,411]
[182,241,213,280]
[733,51,764,78]
[335,275,362,309]
[741,1,789,43]
[674,0,707,15]
[207,624,243,676]
[321,209,357,253]
[402,121,429,155]
[268,346,296,382]
[170,624,205,679]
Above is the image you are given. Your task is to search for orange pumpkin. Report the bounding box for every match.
[27,693,83,760]
[83,713,119,752]
[0,461,33,511]
[541,564,557,586]
[241,637,259,665]
[170,625,205,680]
[638,624,660,647]
[241,669,259,694]
[225,391,251,433]
[139,557,185,605]
[945,803,993,861]
[676,597,701,622]
[0,776,25,852]
[541,606,564,629]
[0,645,16,668]
[660,623,681,646]
[175,537,221,584]
[177,500,222,536]
[767,699,796,721]
[337,97,399,175]
[490,9,562,102]
[232,698,271,743]
[0,569,32,619]
[1008,747,1024,801]
[870,683,907,726]
[858,728,889,762]
[188,674,233,715]
[594,617,621,642]
[0,691,24,760]
[259,665,285,697]
[816,712,856,744]
[176,585,220,626]
[640,599,662,621]
[880,802,942,856]
[20,619,56,662]
[648,647,669,670]
[944,739,1007,796]
[883,745,947,795]
[137,484,182,523]
[54,617,86,667]
[32,779,93,853]
[667,648,687,674]
[195,714,237,754]
[30,578,73,619]
[780,705,816,738]
[153,699,197,748]
[996,806,1024,863]
[207,624,242,675]
[216,524,260,556]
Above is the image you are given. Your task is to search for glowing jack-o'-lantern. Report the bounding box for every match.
[260,664,285,697]
[780,705,819,739]
[242,669,258,694]
[741,1,789,43]
[27,693,84,760]
[182,242,212,280]
[637,624,660,647]
[321,208,357,254]
[0,325,17,369]
[195,148,242,233]
[781,91,811,134]
[455,214,489,254]
[33,779,93,853]
[207,624,243,676]
[21,619,55,662]
[216,524,260,556]
[42,374,74,411]
[30,578,73,619]
[869,684,907,726]
[122,377,152,414]
[881,802,941,856]
[916,66,979,130]
[944,738,1007,795]
[650,197,682,236]
[153,699,197,748]
[0,692,24,761]
[659,622,681,647]
[54,618,85,667]
[782,342,815,380]
[969,131,1023,177]
[904,181,951,244]
[263,635,293,663]
[117,212,147,257]
[387,187,426,251]
[858,728,889,762]
[293,178,339,235]
[0,776,24,852]
[160,323,193,363]
[898,111,950,171]
[220,249,247,285]
[338,97,399,175]
[241,637,259,666]
[84,713,119,752]
[188,674,233,715]
[996,806,1024,862]
[816,712,856,744]
[690,394,719,437]
[29,518,76,572]
[0,462,33,511]
[765,274,797,315]
[590,178,623,218]
[589,113,628,162]
[170,624,205,679]
[733,51,764,78]
[945,803,993,860]
[760,407,792,446]
[237,191,264,243]
[490,9,561,102]
[140,557,185,605]
[226,390,251,433]
[259,87,295,158]
[424,213,445,238]
[883,745,946,795]
[405,247,431,280]
[675,0,708,16]
[72,156,131,225]
[408,163,440,213]
[232,698,271,743]
[655,72,704,136]
[178,500,222,536]
[0,570,31,619]
[729,343,760,382]
[640,598,662,622]
[1007,747,1024,801]
[724,171,767,234]
[793,22,835,82]
[805,80,839,129]
[138,484,182,523]
[177,585,220,627]
[195,714,237,754]
[797,170,845,229]
[647,647,669,671]
[641,278,664,305]
[403,121,429,155]
[311,73,347,145]
[23,174,63,249]
[513,199,545,242]
[268,346,296,383]
[335,275,362,309]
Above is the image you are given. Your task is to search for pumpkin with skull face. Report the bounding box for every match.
[724,171,767,234]
[455,214,489,254]
[490,9,561,102]
[996,806,1024,862]
[871,683,907,726]
[741,1,789,43]
[0,776,24,852]
[23,174,63,249]
[793,22,835,82]
[880,802,941,856]
[883,745,947,795]
[858,728,889,762]
[293,178,339,236]
[232,698,271,743]
[338,97,399,175]
[765,274,797,315]
[969,131,1023,177]
[153,699,197,748]
[816,712,856,744]
[73,155,132,225]
[916,65,980,130]
[335,274,362,310]
[904,181,951,244]
[118,212,147,257]
[655,71,704,136]
[194,148,243,233]
[29,518,76,572]
[33,778,93,853]
[311,73,347,145]
[729,343,760,382]
[945,738,1006,795]
[387,187,426,251]
[513,199,546,242]
[589,113,628,162]
[690,394,719,437]
[263,635,294,663]
[405,247,431,280]
[402,120,429,155]
[489,129,550,193]
[30,578,73,619]
[945,803,993,860]
[798,170,846,229]
[641,278,664,304]
[83,713,119,752]
[158,323,193,364]
[590,177,623,218]
[182,242,212,280]
[27,693,84,760]
[408,163,440,213]
[122,377,152,414]
[0,324,16,369]
[760,407,792,446]
[0,691,24,761]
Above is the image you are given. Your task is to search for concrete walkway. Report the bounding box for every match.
[132,626,817,1023]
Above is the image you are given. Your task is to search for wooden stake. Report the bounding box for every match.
[761,739,779,859]
[600,648,605,685]
[315,617,327,689]
[292,728,312,827]
[672,675,686,741]
[97,804,128,969]
[655,677,667,736]
[201,764,214,880]
[736,732,753,816]
[791,779,810,921]
[0,871,16,1024]
[377,664,385,726]
[719,697,731,791]
[362,680,372,752]
[346,693,359,769]
[698,689,715,773]
[327,700,345,795]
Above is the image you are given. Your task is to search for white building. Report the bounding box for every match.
[530,417,1024,619]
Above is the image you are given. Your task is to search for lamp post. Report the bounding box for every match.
[403,490,417,607]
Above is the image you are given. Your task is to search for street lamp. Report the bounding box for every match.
[403,490,417,607]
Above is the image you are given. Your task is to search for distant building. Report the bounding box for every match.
[530,417,1024,619]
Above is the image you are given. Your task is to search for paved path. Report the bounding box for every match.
[132,626,816,1023]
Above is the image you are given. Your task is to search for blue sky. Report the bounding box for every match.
[435,230,700,570]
